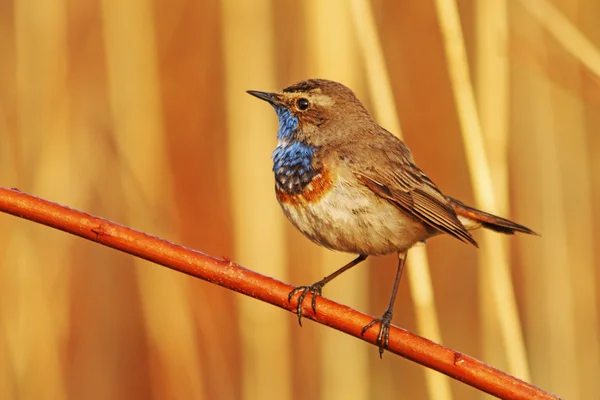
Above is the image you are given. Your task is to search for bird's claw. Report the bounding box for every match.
[361,309,393,358]
[288,282,324,326]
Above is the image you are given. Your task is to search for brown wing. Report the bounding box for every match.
[349,138,477,247]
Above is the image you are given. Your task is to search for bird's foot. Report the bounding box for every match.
[361,309,393,358]
[288,281,325,326]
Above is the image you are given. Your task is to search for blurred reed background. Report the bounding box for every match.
[0,0,598,399]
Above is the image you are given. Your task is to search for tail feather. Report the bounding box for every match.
[448,197,538,236]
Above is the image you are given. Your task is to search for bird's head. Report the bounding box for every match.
[247,79,374,146]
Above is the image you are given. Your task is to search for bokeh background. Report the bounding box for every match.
[0,0,598,399]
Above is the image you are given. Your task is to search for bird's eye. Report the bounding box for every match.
[296,98,310,111]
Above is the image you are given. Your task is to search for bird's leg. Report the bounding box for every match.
[288,254,368,326]
[361,251,407,357]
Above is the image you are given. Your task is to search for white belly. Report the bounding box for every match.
[278,180,432,255]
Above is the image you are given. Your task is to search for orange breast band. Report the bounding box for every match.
[276,169,334,205]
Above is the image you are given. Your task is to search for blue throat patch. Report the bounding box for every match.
[271,107,318,194]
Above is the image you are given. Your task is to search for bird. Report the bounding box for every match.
[247,78,536,357]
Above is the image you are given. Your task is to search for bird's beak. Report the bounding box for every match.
[246,90,282,106]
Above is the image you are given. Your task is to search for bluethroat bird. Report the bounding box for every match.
[247,79,536,356]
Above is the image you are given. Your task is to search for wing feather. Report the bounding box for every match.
[335,127,477,246]
[354,152,478,247]
[359,173,477,246]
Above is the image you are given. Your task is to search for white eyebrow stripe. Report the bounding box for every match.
[310,94,334,106]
